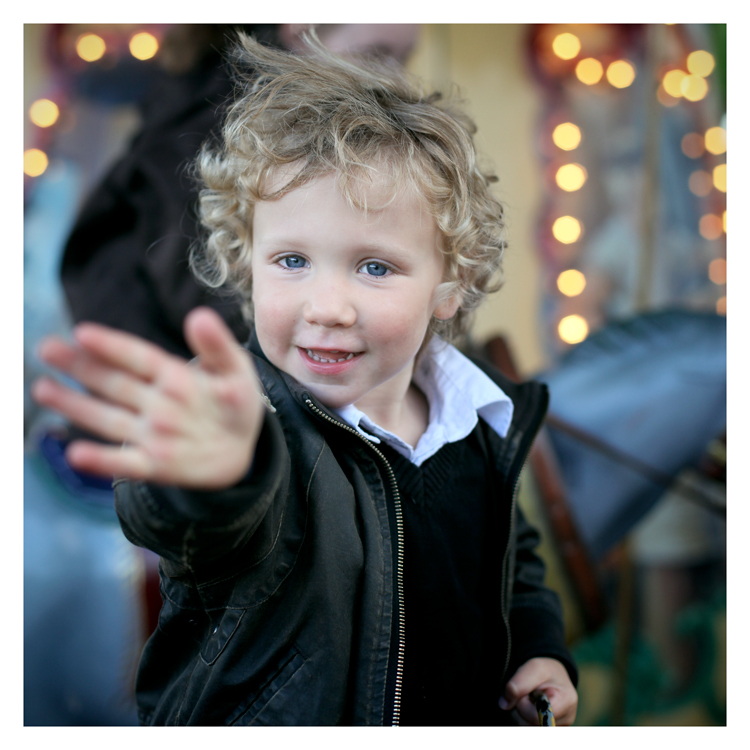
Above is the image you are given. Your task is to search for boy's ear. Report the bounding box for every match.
[433,294,461,321]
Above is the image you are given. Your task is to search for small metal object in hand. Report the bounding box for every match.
[531,690,555,726]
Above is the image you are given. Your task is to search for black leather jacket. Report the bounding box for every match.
[115,335,575,725]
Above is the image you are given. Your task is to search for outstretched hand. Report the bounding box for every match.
[499,657,578,726]
[32,307,263,490]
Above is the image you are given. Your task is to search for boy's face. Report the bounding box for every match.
[251,172,458,413]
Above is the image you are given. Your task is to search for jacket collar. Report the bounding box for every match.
[246,327,547,456]
[247,327,347,425]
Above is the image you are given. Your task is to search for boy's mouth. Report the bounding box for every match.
[304,348,360,363]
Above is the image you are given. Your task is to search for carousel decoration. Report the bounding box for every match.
[526,24,726,355]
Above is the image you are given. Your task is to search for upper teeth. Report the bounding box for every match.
[307,349,355,363]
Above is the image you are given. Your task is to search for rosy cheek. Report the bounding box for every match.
[253,294,289,344]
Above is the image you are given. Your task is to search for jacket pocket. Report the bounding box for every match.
[199,608,244,666]
[227,648,307,726]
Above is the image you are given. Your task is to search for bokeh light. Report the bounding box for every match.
[657,84,680,108]
[713,164,727,192]
[558,314,589,344]
[576,58,604,85]
[24,148,48,177]
[552,32,581,60]
[687,50,715,77]
[681,132,705,158]
[555,163,587,192]
[606,60,636,88]
[722,210,727,233]
[552,122,582,151]
[705,126,727,155]
[708,258,726,285]
[29,98,60,128]
[552,216,582,244]
[557,269,587,297]
[663,69,687,98]
[716,296,726,315]
[688,170,713,197]
[681,74,708,102]
[76,33,106,62]
[129,31,159,60]
[699,214,723,240]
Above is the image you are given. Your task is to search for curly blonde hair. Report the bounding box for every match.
[193,32,506,343]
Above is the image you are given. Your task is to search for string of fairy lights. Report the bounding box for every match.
[24,27,163,179]
[533,25,726,347]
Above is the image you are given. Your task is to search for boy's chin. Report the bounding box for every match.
[303,384,358,412]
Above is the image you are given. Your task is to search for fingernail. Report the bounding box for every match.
[498,696,510,710]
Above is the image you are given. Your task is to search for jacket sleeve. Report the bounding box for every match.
[114,407,287,568]
[506,501,579,686]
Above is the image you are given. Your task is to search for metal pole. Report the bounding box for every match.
[636,24,661,311]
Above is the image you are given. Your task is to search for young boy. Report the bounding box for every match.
[33,33,578,726]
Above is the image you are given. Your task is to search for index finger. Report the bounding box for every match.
[183,307,249,376]
[73,323,183,381]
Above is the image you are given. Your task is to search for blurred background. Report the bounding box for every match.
[24,23,726,726]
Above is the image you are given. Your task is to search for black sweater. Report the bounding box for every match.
[383,423,576,726]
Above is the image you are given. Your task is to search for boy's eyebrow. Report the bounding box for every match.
[353,243,419,264]
[253,236,309,253]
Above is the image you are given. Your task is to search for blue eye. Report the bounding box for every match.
[280,255,307,269]
[362,262,389,277]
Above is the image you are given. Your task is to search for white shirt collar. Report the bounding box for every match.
[333,336,513,467]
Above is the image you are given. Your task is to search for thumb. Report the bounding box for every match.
[499,661,544,711]
[499,678,522,711]
[183,307,246,375]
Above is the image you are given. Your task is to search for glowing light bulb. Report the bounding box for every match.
[558,315,589,344]
[29,99,59,128]
[681,74,708,101]
[713,164,726,193]
[552,33,581,60]
[688,170,713,197]
[557,270,587,297]
[24,148,48,177]
[663,69,687,98]
[657,84,680,108]
[552,216,582,244]
[687,50,715,77]
[129,31,159,60]
[606,60,636,88]
[76,33,106,62]
[699,214,723,240]
[555,163,587,192]
[681,132,705,158]
[552,122,582,151]
[705,126,727,155]
[708,258,726,285]
[576,58,603,85]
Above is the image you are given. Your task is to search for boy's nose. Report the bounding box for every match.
[302,284,357,328]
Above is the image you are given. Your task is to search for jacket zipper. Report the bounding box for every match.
[499,415,545,681]
[303,397,406,726]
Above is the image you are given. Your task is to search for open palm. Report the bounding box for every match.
[32,307,263,490]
